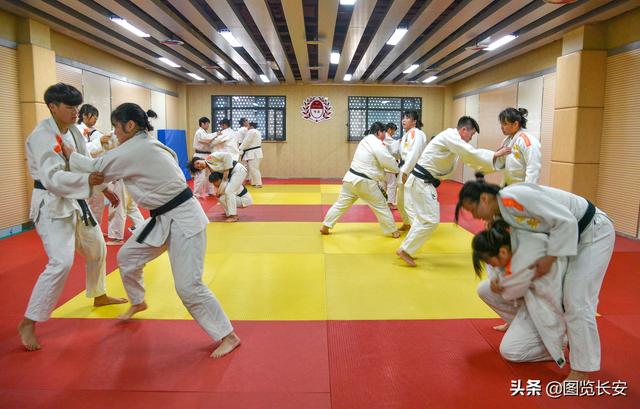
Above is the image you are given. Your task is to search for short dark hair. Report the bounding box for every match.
[249,121,258,129]
[385,122,397,131]
[199,117,210,126]
[44,83,83,107]
[238,117,247,126]
[367,121,386,136]
[209,172,224,183]
[219,118,231,127]
[187,156,205,174]
[454,173,501,223]
[457,116,480,134]
[111,103,153,132]
[78,104,99,124]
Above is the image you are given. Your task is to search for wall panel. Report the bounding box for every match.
[82,70,111,133]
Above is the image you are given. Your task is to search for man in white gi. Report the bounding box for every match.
[239,121,264,188]
[63,103,241,358]
[382,122,400,210]
[396,116,510,266]
[397,111,428,231]
[211,118,240,161]
[192,117,216,198]
[18,83,126,352]
[320,122,401,237]
[494,107,542,185]
[106,178,145,245]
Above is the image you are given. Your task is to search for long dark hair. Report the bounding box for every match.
[111,103,154,132]
[454,173,501,223]
[187,156,204,175]
[499,107,528,129]
[403,110,423,129]
[471,220,511,277]
[78,104,99,124]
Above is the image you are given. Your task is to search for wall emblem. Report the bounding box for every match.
[301,96,333,122]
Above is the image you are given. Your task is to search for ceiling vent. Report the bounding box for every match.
[160,39,184,46]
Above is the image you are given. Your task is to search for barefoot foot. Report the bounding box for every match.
[118,302,148,321]
[225,215,239,223]
[565,370,590,381]
[106,239,124,246]
[396,249,416,267]
[391,230,401,238]
[399,224,411,231]
[210,332,241,358]
[94,294,128,307]
[492,322,509,332]
[319,225,330,235]
[18,319,41,351]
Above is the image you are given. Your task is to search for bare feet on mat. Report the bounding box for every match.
[225,215,239,223]
[396,249,416,267]
[106,239,124,246]
[391,230,401,238]
[18,319,41,351]
[94,294,128,307]
[399,224,411,231]
[255,185,263,189]
[492,322,509,332]
[319,225,330,235]
[565,370,589,381]
[211,332,241,358]
[118,301,148,321]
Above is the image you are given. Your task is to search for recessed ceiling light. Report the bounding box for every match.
[403,64,419,74]
[387,28,408,45]
[158,57,180,68]
[259,74,270,83]
[187,73,205,81]
[220,30,241,47]
[486,34,517,51]
[422,76,438,84]
[110,17,150,38]
[340,0,356,5]
[343,74,352,81]
[330,52,340,64]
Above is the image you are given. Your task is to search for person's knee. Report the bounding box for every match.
[477,280,492,303]
[50,252,74,274]
[499,339,526,362]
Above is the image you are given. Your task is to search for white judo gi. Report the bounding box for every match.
[69,131,233,342]
[76,122,110,223]
[382,132,400,206]
[497,183,615,372]
[24,117,108,322]
[494,130,542,185]
[107,179,145,240]
[192,127,216,197]
[204,152,252,217]
[212,127,240,161]
[397,127,427,225]
[322,134,400,234]
[400,128,495,256]
[477,229,568,366]
[239,128,263,186]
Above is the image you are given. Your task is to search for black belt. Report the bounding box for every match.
[195,149,211,154]
[34,180,97,227]
[411,164,441,188]
[228,161,238,179]
[348,168,372,180]
[239,186,248,197]
[136,187,193,243]
[577,200,596,241]
[399,159,405,167]
[241,146,261,160]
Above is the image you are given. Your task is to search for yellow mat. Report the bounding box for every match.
[53,221,497,321]
[244,184,367,205]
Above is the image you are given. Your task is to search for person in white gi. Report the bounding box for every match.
[192,117,216,198]
[381,122,400,209]
[106,178,145,245]
[396,117,510,266]
[456,175,615,380]
[397,111,428,231]
[472,220,568,369]
[18,84,126,352]
[239,121,264,188]
[320,122,401,238]
[493,107,542,185]
[76,104,114,225]
[63,103,241,358]
[235,117,249,147]
[211,118,240,161]
[188,152,252,222]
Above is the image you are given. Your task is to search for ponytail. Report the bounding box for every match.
[111,103,153,132]
[471,219,511,277]
[454,172,501,223]
[499,107,528,129]
[146,109,158,119]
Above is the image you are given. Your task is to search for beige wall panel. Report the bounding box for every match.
[187,84,444,178]
[165,95,179,130]
[462,94,480,183]
[0,46,29,228]
[450,97,466,183]
[551,107,603,164]
[555,51,607,109]
[55,63,83,94]
[18,45,56,103]
[0,9,19,42]
[477,84,517,185]
[110,78,150,112]
[539,73,556,186]
[81,70,111,133]
[597,49,640,237]
[549,162,599,203]
[150,90,167,132]
[604,7,640,50]
[517,76,543,140]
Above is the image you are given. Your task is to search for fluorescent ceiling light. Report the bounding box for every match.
[486,34,517,51]
[259,74,270,83]
[110,17,150,38]
[220,30,241,47]
[340,0,356,5]
[158,57,180,68]
[216,72,225,80]
[330,52,340,64]
[403,64,419,74]
[387,28,408,45]
[187,73,205,81]
[343,74,352,81]
[422,76,438,84]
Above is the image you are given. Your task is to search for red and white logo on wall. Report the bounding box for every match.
[301,96,333,123]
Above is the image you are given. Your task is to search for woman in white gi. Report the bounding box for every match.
[192,117,216,199]
[239,121,264,188]
[320,122,401,238]
[382,122,400,210]
[188,152,251,222]
[455,174,615,380]
[493,108,542,185]
[472,220,568,369]
[211,118,240,161]
[397,111,428,231]
[63,103,241,358]
[19,84,125,351]
[396,117,510,267]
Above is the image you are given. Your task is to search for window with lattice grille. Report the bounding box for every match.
[211,95,286,141]
[347,96,421,142]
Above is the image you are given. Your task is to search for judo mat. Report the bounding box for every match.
[1,179,639,409]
